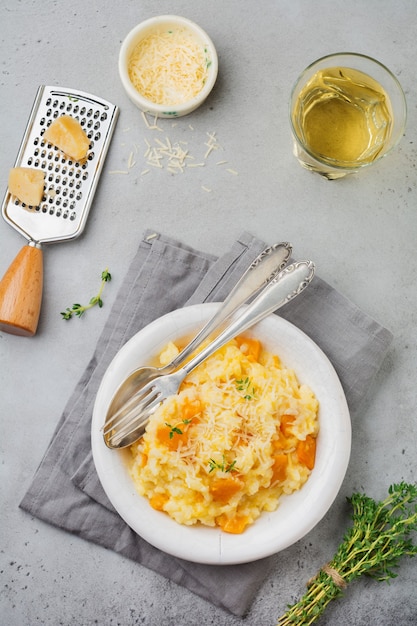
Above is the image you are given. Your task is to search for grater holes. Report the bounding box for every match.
[12,92,109,225]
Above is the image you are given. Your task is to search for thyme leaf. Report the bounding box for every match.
[165,418,192,439]
[61,269,111,320]
[208,455,238,474]
[235,377,256,400]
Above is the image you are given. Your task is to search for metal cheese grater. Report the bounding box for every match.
[0,85,119,336]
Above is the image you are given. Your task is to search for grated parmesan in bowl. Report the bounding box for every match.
[119,15,218,118]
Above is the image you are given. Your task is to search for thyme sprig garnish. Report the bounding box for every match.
[165,418,192,439]
[208,455,238,474]
[278,482,417,625]
[61,269,111,320]
[236,377,256,400]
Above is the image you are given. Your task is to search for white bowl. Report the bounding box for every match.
[118,15,218,118]
[92,303,351,565]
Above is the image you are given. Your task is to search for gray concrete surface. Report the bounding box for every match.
[1,1,416,624]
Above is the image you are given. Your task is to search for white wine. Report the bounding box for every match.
[291,67,393,168]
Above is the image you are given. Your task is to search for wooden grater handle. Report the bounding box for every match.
[0,243,43,337]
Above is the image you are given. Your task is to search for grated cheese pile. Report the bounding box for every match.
[128,335,319,534]
[109,115,239,188]
[128,27,210,105]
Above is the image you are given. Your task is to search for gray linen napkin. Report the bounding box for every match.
[20,230,393,617]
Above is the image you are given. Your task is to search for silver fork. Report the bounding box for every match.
[104,241,292,424]
[103,260,315,449]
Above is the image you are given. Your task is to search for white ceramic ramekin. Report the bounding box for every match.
[118,15,218,118]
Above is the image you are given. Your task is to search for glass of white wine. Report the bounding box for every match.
[289,53,407,179]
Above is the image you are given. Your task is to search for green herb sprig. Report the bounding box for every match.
[208,455,238,474]
[236,377,256,400]
[165,418,192,439]
[278,482,417,625]
[61,269,111,320]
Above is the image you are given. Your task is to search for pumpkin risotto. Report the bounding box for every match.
[128,335,319,534]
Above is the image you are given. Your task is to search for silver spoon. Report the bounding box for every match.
[103,260,315,449]
[104,241,292,424]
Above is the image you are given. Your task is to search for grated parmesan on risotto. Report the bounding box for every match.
[128,335,319,534]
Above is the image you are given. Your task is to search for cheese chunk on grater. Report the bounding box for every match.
[0,86,119,336]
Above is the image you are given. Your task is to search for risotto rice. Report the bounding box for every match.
[128,335,319,534]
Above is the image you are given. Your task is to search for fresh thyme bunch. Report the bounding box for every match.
[278,482,417,625]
